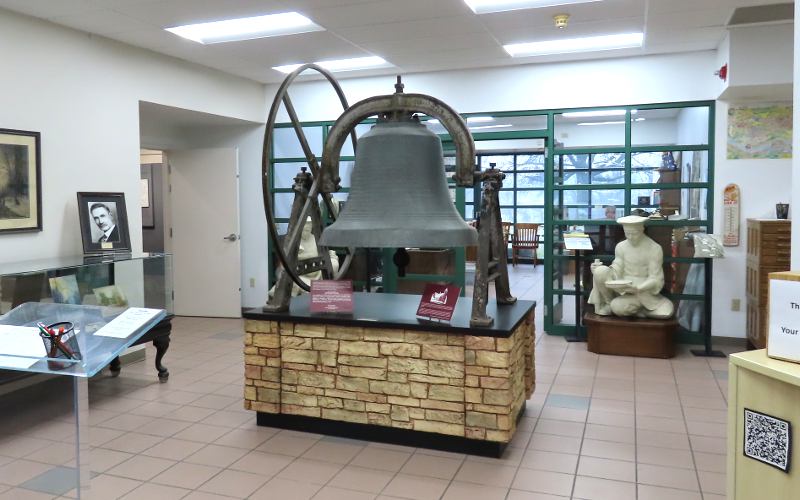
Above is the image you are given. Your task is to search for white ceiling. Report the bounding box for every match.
[0,0,789,84]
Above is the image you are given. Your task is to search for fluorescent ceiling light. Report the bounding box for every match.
[577,118,645,126]
[562,109,637,118]
[469,124,513,130]
[166,12,322,44]
[504,32,644,57]
[273,56,388,74]
[429,116,494,125]
[465,0,601,14]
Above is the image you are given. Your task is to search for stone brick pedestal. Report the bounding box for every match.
[243,299,535,456]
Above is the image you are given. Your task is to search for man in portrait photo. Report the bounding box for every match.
[89,202,120,243]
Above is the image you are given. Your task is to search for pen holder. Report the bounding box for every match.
[40,321,82,371]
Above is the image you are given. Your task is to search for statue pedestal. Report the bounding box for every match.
[585,313,676,358]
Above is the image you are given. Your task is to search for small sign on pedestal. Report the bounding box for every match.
[768,271,800,363]
[563,233,593,251]
[310,280,354,314]
[417,284,460,322]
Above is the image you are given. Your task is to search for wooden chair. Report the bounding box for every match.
[501,221,512,247]
[512,223,541,267]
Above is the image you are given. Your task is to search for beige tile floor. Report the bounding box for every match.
[0,264,733,499]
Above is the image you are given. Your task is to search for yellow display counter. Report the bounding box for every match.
[728,349,800,499]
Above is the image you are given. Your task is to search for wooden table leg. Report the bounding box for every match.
[109,356,121,377]
[153,336,170,382]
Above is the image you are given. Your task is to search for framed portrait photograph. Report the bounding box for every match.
[0,128,42,233]
[77,192,131,254]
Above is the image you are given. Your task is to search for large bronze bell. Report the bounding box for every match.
[319,114,477,248]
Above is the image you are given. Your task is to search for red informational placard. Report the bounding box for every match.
[416,284,461,322]
[310,280,354,314]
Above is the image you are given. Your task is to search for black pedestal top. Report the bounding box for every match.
[244,293,535,338]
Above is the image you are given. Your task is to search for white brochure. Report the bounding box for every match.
[95,308,163,339]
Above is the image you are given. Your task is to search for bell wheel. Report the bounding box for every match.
[262,64,356,293]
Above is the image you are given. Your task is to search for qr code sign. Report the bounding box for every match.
[744,408,791,472]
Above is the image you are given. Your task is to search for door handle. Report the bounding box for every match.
[223,233,239,242]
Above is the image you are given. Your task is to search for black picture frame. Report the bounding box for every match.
[77,192,131,255]
[0,128,42,233]
[743,408,792,473]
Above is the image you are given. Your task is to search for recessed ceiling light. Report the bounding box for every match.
[504,32,644,57]
[465,0,601,14]
[563,109,637,118]
[165,12,323,44]
[273,56,389,74]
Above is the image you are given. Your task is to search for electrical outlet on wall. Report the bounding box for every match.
[249,278,256,288]
[732,298,741,311]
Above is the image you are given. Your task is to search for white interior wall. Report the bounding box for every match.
[268,52,718,122]
[713,101,792,338]
[0,8,265,265]
[729,24,794,88]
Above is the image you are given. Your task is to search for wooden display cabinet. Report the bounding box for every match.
[746,219,791,349]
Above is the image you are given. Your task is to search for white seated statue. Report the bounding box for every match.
[588,215,674,319]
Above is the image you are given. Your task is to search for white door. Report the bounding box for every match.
[168,148,241,317]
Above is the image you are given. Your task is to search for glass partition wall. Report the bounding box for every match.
[269,102,714,342]
[549,104,714,343]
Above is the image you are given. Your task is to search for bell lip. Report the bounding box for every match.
[319,227,478,249]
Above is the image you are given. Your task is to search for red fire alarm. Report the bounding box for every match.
[714,64,728,82]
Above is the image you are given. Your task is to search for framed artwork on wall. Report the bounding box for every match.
[140,165,155,228]
[0,128,42,233]
[77,192,131,254]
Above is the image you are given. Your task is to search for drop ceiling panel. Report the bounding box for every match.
[648,0,739,15]
[497,17,645,44]
[333,15,487,43]
[48,9,155,37]
[202,31,367,66]
[647,26,727,44]
[0,0,776,84]
[363,32,499,56]
[388,46,510,67]
[0,0,100,18]
[113,0,288,27]
[478,0,644,31]
[647,9,732,29]
[306,0,469,29]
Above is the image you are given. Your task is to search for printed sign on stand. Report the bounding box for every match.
[416,284,461,322]
[767,272,800,363]
[564,233,593,251]
[310,280,354,314]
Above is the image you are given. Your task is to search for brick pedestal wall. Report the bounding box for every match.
[244,311,534,443]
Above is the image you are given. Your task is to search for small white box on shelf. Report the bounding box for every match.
[767,271,800,363]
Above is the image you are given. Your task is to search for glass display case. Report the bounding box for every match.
[0,302,167,498]
[0,252,173,315]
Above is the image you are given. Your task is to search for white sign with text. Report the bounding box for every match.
[768,279,800,363]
